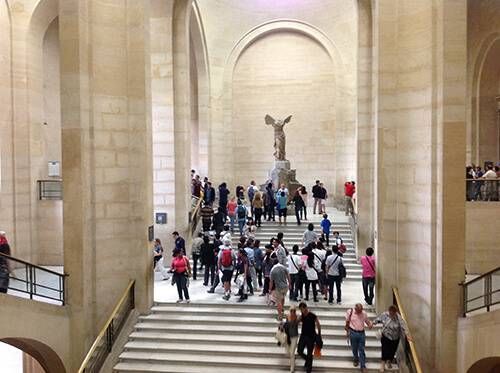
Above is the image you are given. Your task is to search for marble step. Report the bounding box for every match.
[115,351,392,372]
[128,331,382,349]
[122,340,382,361]
[138,314,381,330]
[134,322,380,339]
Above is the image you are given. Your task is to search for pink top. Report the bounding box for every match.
[360,255,376,278]
[346,309,369,331]
[171,256,188,274]
[227,201,238,216]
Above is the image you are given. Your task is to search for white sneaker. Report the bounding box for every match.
[386,361,392,369]
[176,299,183,303]
[185,299,191,304]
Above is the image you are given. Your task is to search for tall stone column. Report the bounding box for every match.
[60,1,153,370]
[373,1,466,372]
[172,0,193,232]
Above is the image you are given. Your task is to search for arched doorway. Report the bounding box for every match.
[467,357,500,373]
[0,338,66,373]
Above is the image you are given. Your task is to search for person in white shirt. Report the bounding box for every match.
[277,183,289,197]
[482,165,498,201]
[325,246,344,304]
[288,245,302,301]
[303,251,319,302]
[312,243,327,300]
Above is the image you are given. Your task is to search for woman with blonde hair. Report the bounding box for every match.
[283,306,300,372]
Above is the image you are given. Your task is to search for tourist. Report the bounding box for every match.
[345,181,355,216]
[200,202,214,232]
[247,180,258,216]
[212,207,226,235]
[288,245,302,301]
[318,183,327,214]
[260,244,274,303]
[207,243,221,293]
[192,175,202,198]
[237,249,250,302]
[218,238,236,300]
[320,214,332,246]
[303,223,318,247]
[252,190,264,227]
[0,231,8,245]
[466,166,475,201]
[278,183,289,197]
[245,217,257,239]
[345,303,373,372]
[203,181,216,206]
[277,231,286,249]
[373,305,411,372]
[283,306,300,373]
[244,239,258,292]
[227,196,238,234]
[270,258,291,320]
[0,242,12,293]
[304,251,319,302]
[292,189,305,225]
[191,232,204,280]
[360,247,376,306]
[272,237,288,266]
[312,180,321,214]
[298,302,322,373]
[299,186,308,220]
[236,199,248,236]
[326,245,343,304]
[312,242,327,300]
[236,185,245,200]
[265,182,276,221]
[253,240,264,288]
[153,238,164,268]
[201,236,215,286]
[276,190,288,225]
[172,231,186,255]
[483,164,498,201]
[218,182,230,217]
[170,248,191,303]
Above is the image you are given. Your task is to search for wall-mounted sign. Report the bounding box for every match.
[156,212,167,225]
[148,225,154,242]
[48,161,60,177]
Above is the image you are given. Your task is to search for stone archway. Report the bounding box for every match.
[1,337,66,373]
[467,357,500,373]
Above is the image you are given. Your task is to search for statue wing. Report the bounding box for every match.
[265,114,276,125]
[284,115,292,124]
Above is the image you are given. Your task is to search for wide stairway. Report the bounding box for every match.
[114,210,387,372]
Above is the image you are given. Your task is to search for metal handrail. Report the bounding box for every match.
[392,287,424,373]
[460,266,500,315]
[78,280,135,373]
[0,252,68,304]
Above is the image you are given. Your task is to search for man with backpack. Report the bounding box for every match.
[326,245,345,304]
[247,180,258,216]
[218,238,236,300]
[236,199,248,236]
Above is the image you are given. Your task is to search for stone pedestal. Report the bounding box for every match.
[268,160,302,197]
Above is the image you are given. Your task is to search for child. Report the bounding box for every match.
[320,214,332,246]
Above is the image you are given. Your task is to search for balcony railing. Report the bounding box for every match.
[465,178,500,202]
[37,179,63,200]
[460,266,500,316]
[392,287,424,373]
[0,252,68,305]
[78,280,135,373]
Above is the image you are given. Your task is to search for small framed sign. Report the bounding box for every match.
[48,161,60,177]
[156,212,167,225]
[148,225,154,242]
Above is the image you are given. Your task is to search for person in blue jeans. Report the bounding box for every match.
[236,199,247,236]
[320,213,332,246]
[276,190,288,225]
[345,303,373,372]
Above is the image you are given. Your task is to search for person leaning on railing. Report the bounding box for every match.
[372,305,412,372]
[0,242,12,293]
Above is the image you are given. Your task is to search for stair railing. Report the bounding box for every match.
[0,252,68,305]
[460,266,500,316]
[78,280,135,373]
[392,287,424,373]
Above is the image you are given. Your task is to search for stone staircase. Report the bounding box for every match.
[114,210,389,372]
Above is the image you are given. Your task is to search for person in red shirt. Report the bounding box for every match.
[171,249,191,303]
[0,231,8,246]
[344,181,355,216]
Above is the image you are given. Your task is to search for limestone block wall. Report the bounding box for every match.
[465,203,500,274]
[231,31,336,194]
[467,0,500,164]
[197,0,358,199]
[457,309,500,373]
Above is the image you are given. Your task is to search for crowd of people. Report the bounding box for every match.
[466,163,500,201]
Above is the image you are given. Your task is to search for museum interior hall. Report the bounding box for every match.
[0,0,499,373]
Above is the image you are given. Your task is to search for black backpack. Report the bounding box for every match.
[237,205,246,219]
[339,261,347,279]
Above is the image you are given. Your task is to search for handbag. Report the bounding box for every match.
[275,326,287,346]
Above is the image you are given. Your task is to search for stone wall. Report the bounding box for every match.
[466,202,500,274]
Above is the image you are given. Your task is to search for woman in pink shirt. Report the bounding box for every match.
[171,249,191,303]
[360,247,376,306]
[227,196,238,234]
